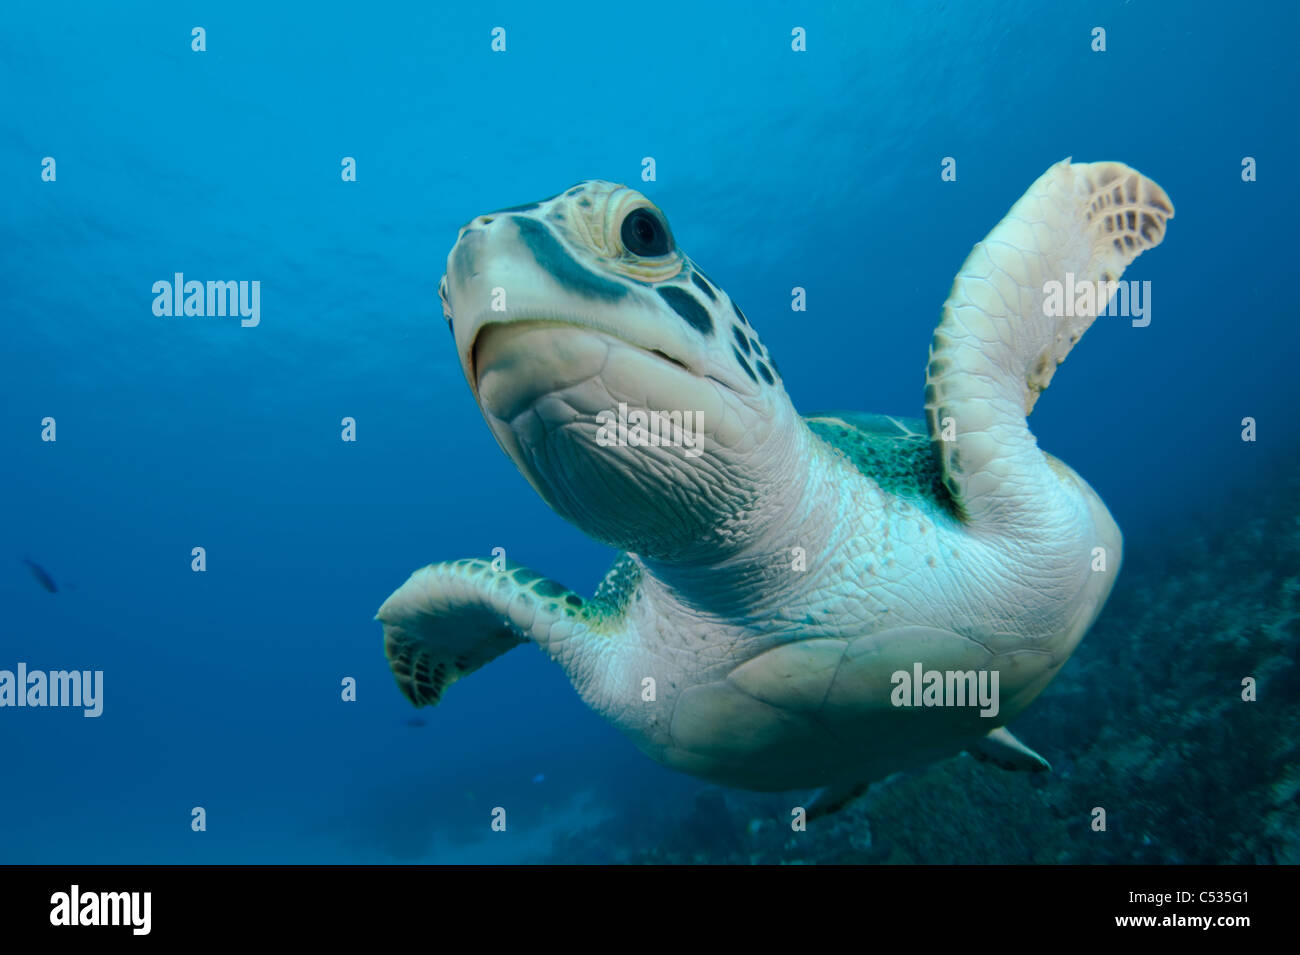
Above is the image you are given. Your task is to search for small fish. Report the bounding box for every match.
[22,557,58,594]
[531,773,545,784]
[403,716,428,728]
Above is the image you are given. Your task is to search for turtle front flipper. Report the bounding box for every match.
[925,158,1173,525]
[377,559,590,707]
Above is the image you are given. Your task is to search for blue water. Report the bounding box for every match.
[2,0,1295,863]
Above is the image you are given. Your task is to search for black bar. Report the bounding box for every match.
[2,864,1281,941]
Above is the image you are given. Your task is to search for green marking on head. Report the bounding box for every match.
[439,181,806,564]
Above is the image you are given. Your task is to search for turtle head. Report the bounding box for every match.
[440,181,805,562]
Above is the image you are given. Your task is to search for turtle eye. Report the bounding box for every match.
[621,208,673,257]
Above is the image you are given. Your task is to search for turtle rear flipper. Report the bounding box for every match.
[968,726,1051,772]
[925,159,1173,525]
[377,559,590,707]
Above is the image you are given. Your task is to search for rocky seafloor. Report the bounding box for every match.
[545,476,1300,864]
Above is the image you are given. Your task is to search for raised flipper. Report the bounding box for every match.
[376,559,590,706]
[968,726,1051,772]
[924,159,1174,524]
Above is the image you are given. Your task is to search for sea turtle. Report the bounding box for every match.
[377,159,1173,815]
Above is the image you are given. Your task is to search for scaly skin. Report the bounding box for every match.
[568,412,1118,790]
